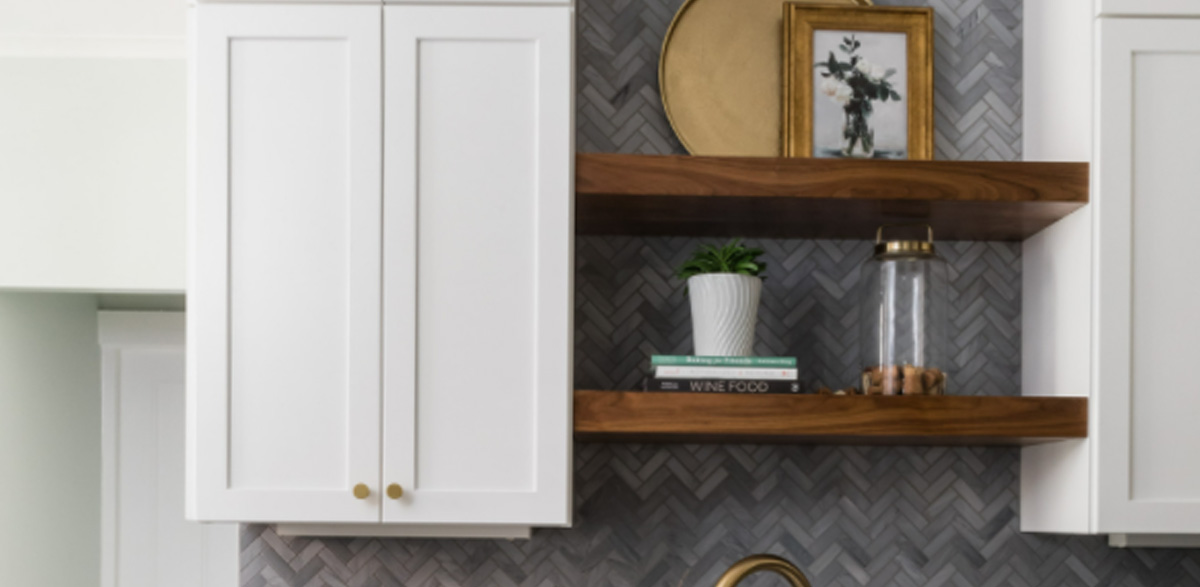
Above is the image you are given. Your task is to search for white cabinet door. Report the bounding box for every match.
[382,4,573,526]
[189,4,383,523]
[1095,18,1200,533]
[383,0,570,5]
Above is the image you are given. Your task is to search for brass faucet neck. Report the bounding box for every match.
[714,554,812,587]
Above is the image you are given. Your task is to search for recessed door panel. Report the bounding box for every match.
[415,38,538,493]
[1128,52,1200,501]
[227,37,353,491]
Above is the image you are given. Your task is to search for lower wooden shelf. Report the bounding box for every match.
[574,390,1088,446]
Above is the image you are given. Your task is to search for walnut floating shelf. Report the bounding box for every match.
[575,154,1089,241]
[573,390,1088,446]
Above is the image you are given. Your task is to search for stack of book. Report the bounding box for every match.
[644,355,801,393]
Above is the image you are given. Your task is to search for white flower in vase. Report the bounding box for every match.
[820,77,842,97]
[833,83,853,105]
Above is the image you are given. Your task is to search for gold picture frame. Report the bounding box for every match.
[783,5,933,159]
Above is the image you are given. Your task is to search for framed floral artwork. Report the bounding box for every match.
[783,5,933,159]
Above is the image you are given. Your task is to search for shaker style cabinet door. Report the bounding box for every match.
[1094,18,1200,533]
[381,5,573,526]
[189,5,383,523]
[382,0,571,5]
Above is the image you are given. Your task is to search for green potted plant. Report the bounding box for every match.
[677,239,766,356]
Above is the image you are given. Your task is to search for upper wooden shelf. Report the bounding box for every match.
[575,153,1089,241]
[574,390,1088,446]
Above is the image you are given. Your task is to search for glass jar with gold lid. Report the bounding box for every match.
[859,225,949,395]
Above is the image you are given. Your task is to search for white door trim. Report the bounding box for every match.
[99,311,238,587]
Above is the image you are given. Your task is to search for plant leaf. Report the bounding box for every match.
[676,239,766,281]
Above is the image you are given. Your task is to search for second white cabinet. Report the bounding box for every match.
[1022,3,1200,541]
[188,3,573,533]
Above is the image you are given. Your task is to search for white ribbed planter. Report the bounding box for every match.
[687,273,762,357]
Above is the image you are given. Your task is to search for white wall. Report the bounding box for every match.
[0,58,187,293]
[0,0,188,293]
[0,293,101,587]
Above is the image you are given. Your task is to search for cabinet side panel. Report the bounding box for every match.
[1128,51,1200,502]
[415,38,539,493]
[1019,0,1094,534]
[226,38,353,490]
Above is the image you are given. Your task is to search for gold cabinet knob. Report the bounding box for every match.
[386,483,404,499]
[353,483,371,499]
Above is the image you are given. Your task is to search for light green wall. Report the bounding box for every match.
[0,293,100,587]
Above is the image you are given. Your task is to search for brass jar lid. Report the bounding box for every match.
[876,240,935,256]
[874,225,936,256]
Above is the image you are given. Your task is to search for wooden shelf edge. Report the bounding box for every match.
[573,390,1088,446]
[575,153,1090,241]
[576,153,1089,202]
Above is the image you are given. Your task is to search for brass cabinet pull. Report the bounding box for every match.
[353,483,371,500]
[386,483,404,500]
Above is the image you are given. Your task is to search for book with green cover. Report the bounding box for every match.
[650,355,797,368]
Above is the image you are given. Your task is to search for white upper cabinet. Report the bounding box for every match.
[382,4,572,526]
[189,4,383,523]
[1022,4,1200,540]
[1092,17,1200,534]
[188,2,574,532]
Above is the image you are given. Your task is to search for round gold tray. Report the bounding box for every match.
[660,0,870,156]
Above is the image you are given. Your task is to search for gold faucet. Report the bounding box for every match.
[714,554,812,587]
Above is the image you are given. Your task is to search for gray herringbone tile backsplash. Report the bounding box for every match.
[574,238,1019,395]
[578,0,1022,159]
[240,0,1200,584]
